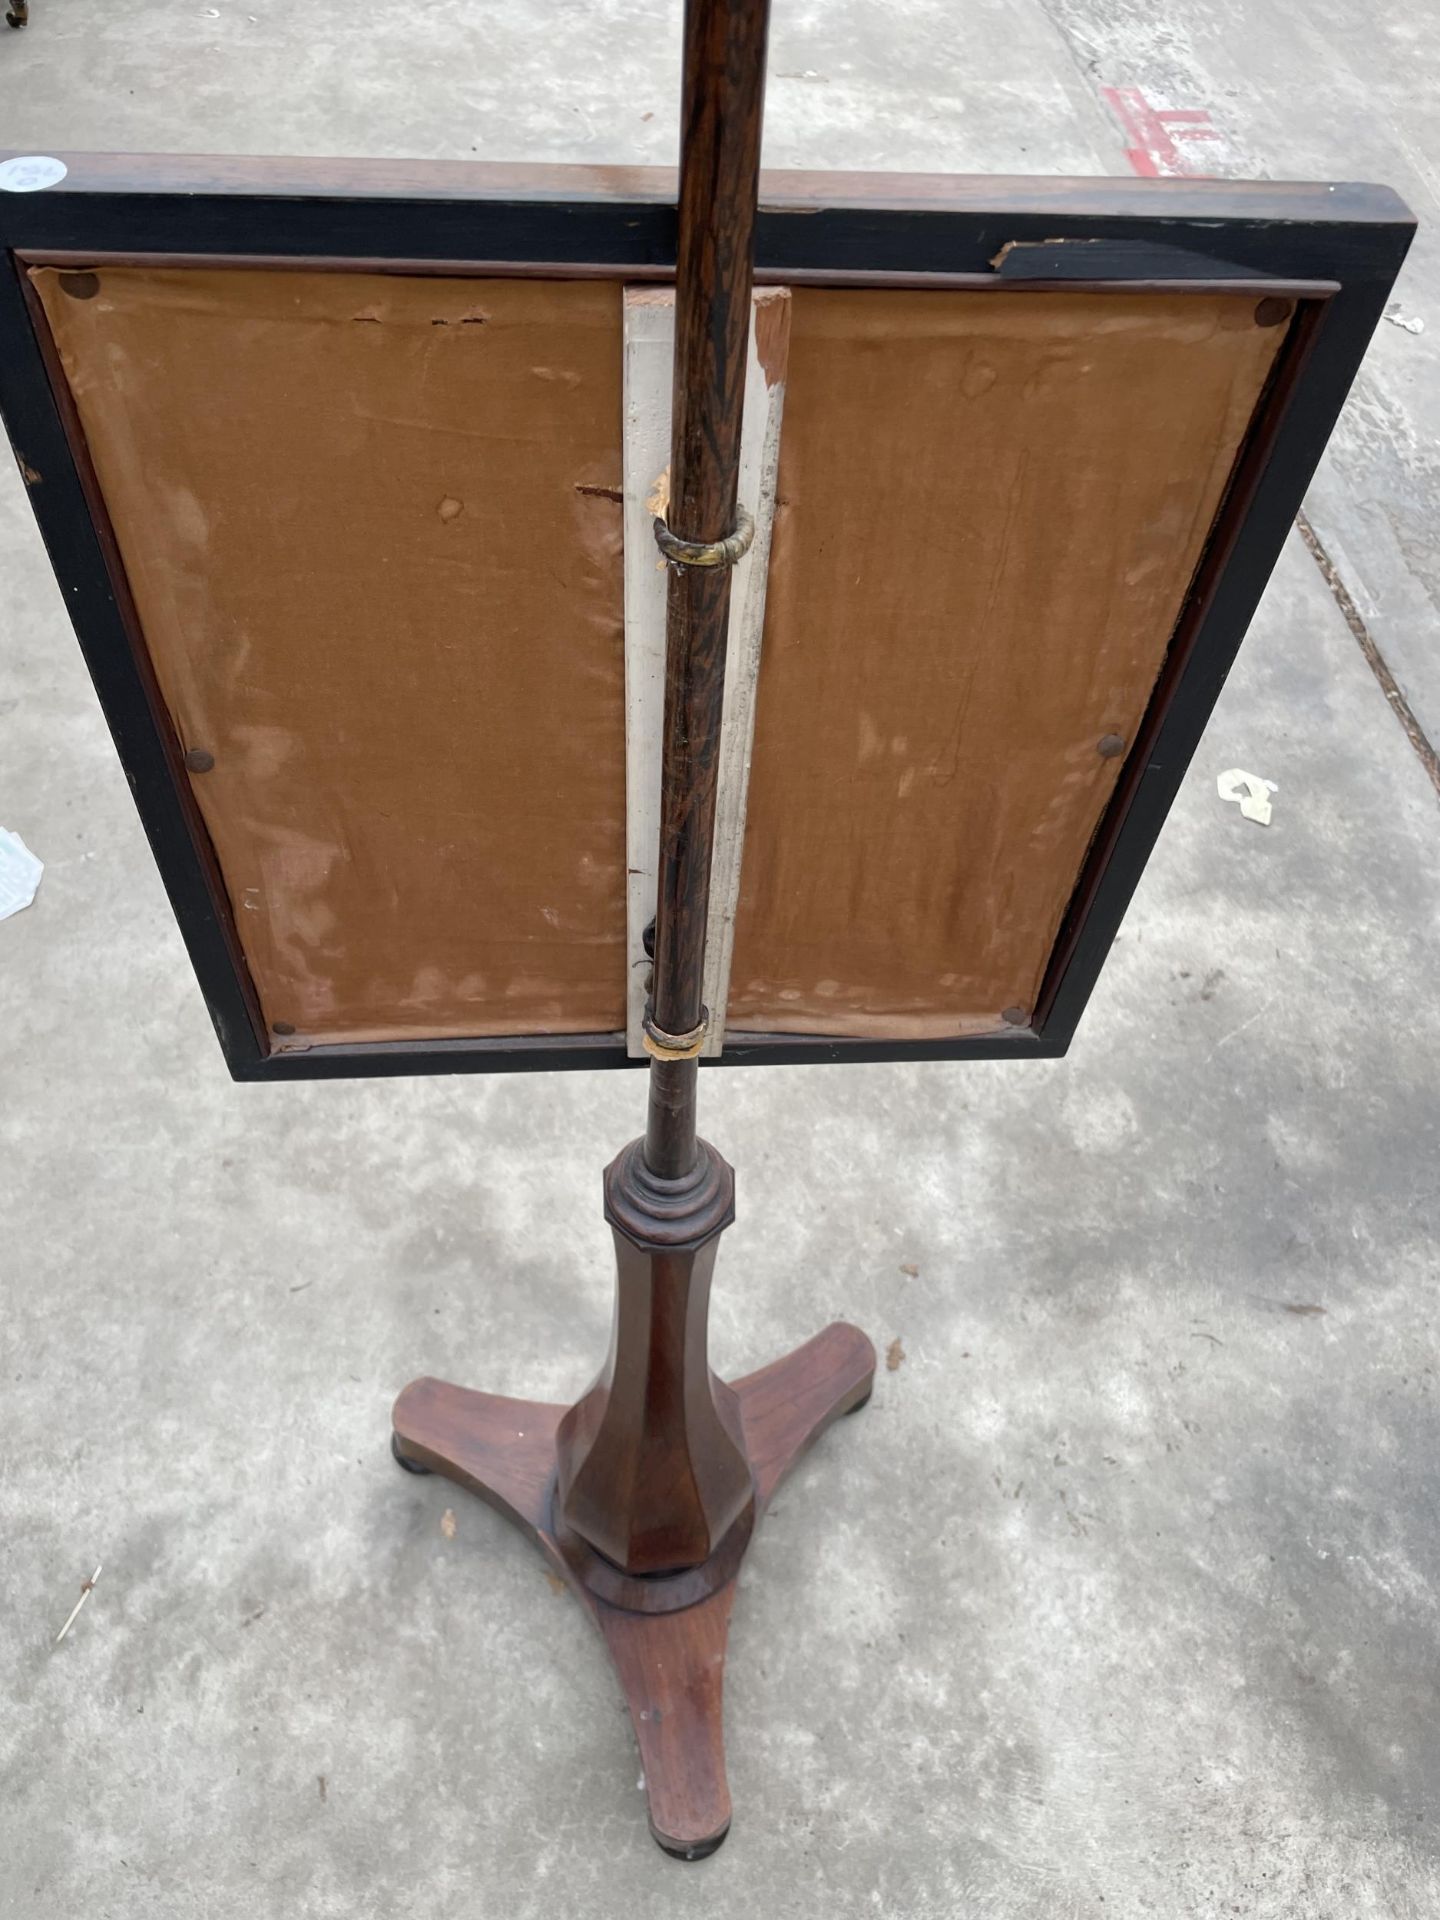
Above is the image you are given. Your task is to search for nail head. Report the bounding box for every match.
[271,1021,296,1037]
[1097,733,1126,759]
[1001,1005,1029,1027]
[1254,296,1293,329]
[183,747,215,773]
[58,270,100,301]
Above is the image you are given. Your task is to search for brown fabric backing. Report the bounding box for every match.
[727,287,1283,1039]
[32,266,627,1045]
[33,269,1281,1051]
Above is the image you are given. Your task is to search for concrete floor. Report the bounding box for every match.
[2,3,1439,1915]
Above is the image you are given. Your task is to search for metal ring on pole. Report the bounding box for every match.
[641,1006,709,1061]
[652,505,755,571]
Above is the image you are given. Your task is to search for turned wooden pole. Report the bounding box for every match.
[554,0,770,1576]
[644,0,771,1181]
[396,16,876,1819]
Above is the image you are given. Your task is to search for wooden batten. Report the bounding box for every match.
[622,285,791,1058]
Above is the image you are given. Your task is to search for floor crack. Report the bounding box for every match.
[1297,511,1440,805]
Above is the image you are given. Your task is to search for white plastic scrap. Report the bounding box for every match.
[1217,769,1277,827]
[0,827,44,919]
[1384,303,1425,335]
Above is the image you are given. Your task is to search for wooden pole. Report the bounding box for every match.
[644,0,771,1180]
[551,0,773,1577]
[394,7,877,1841]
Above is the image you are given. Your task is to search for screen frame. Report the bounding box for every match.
[0,153,1413,1080]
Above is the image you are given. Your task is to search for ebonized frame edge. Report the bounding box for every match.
[0,154,1414,1081]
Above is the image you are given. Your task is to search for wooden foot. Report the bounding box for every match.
[392,1320,875,1857]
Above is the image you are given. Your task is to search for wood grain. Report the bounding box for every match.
[644,0,772,1177]
[554,1139,753,1576]
[621,286,791,1061]
[1,148,1407,229]
[392,1317,875,1856]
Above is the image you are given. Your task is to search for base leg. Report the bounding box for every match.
[731,1320,878,1508]
[392,1319,875,1856]
[600,1585,738,1858]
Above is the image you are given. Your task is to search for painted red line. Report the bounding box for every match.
[1102,84,1221,178]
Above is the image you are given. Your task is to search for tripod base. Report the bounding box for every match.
[392,1319,875,1858]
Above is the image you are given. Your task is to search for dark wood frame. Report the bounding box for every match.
[0,152,1413,1081]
